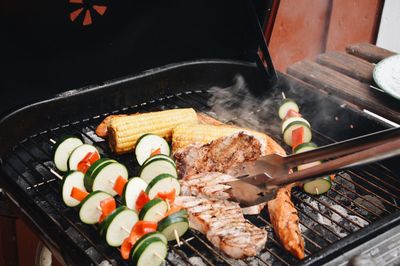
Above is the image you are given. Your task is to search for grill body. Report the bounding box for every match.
[0,60,399,265]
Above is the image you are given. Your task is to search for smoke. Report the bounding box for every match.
[206,74,283,135]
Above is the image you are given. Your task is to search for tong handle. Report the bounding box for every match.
[270,137,400,187]
[283,127,400,168]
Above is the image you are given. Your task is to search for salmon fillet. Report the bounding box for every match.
[175,196,267,259]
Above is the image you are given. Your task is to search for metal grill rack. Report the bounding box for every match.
[2,90,399,266]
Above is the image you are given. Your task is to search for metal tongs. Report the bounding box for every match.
[226,127,400,207]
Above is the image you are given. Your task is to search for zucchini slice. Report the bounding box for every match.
[122,177,148,211]
[62,171,86,207]
[142,154,175,167]
[293,142,318,154]
[79,191,113,224]
[130,232,167,258]
[158,215,189,241]
[67,144,100,171]
[99,206,138,247]
[84,159,116,191]
[131,238,168,266]
[135,134,170,166]
[53,136,83,172]
[281,117,311,134]
[282,121,312,147]
[139,198,168,222]
[140,158,177,184]
[86,162,128,196]
[303,177,332,195]
[278,98,300,120]
[145,173,181,199]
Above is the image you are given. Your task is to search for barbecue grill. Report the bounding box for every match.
[2,0,400,265]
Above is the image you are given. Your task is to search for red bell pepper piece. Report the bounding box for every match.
[98,197,116,223]
[135,190,150,212]
[155,188,176,204]
[70,187,89,202]
[77,151,100,173]
[150,147,161,157]
[284,109,302,121]
[291,126,304,150]
[113,176,127,196]
[120,221,157,260]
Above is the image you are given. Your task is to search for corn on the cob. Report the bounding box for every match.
[172,123,285,156]
[108,108,197,154]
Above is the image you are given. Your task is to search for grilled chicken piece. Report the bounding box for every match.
[268,184,305,259]
[175,196,267,259]
[174,132,262,178]
[181,172,266,215]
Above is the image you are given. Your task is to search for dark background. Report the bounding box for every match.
[1,0,268,115]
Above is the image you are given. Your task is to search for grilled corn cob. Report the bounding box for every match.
[172,123,285,156]
[108,108,197,154]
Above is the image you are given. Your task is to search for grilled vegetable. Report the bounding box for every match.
[121,177,148,211]
[140,158,177,184]
[53,136,83,172]
[142,154,175,167]
[108,108,198,154]
[98,197,116,223]
[130,232,167,258]
[84,161,128,196]
[67,144,99,171]
[84,158,116,184]
[282,118,312,147]
[70,187,89,202]
[79,191,113,224]
[172,123,268,154]
[158,214,189,241]
[145,174,180,199]
[113,175,128,196]
[294,142,332,194]
[291,127,304,149]
[135,134,170,165]
[135,191,150,212]
[99,206,138,247]
[278,99,300,120]
[130,237,168,266]
[62,171,86,207]
[139,198,168,222]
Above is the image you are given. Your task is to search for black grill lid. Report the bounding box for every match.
[2,0,275,115]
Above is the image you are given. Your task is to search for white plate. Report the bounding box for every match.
[373,54,400,100]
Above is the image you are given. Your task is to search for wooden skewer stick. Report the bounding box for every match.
[153,252,165,261]
[108,179,115,185]
[166,200,171,210]
[315,187,320,195]
[281,92,286,99]
[156,211,165,217]
[97,206,102,211]
[174,229,181,247]
[49,138,57,144]
[50,168,63,180]
[121,226,130,234]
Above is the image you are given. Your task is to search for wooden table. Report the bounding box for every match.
[287,43,400,124]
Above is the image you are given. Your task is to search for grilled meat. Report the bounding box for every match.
[268,184,305,259]
[175,196,267,259]
[181,172,266,215]
[174,132,263,178]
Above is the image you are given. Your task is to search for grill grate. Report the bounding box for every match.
[2,90,399,265]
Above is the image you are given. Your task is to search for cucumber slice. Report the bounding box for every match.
[293,142,321,170]
[158,215,189,241]
[53,136,83,172]
[142,154,175,167]
[99,206,138,247]
[62,171,86,207]
[303,176,332,195]
[131,238,167,266]
[67,144,99,171]
[135,134,170,166]
[79,191,113,224]
[131,232,167,258]
[121,177,148,211]
[87,162,128,196]
[278,99,299,120]
[84,158,116,181]
[281,117,311,134]
[140,158,177,184]
[84,159,116,192]
[139,198,168,222]
[293,142,318,154]
[282,121,312,146]
[146,174,181,199]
